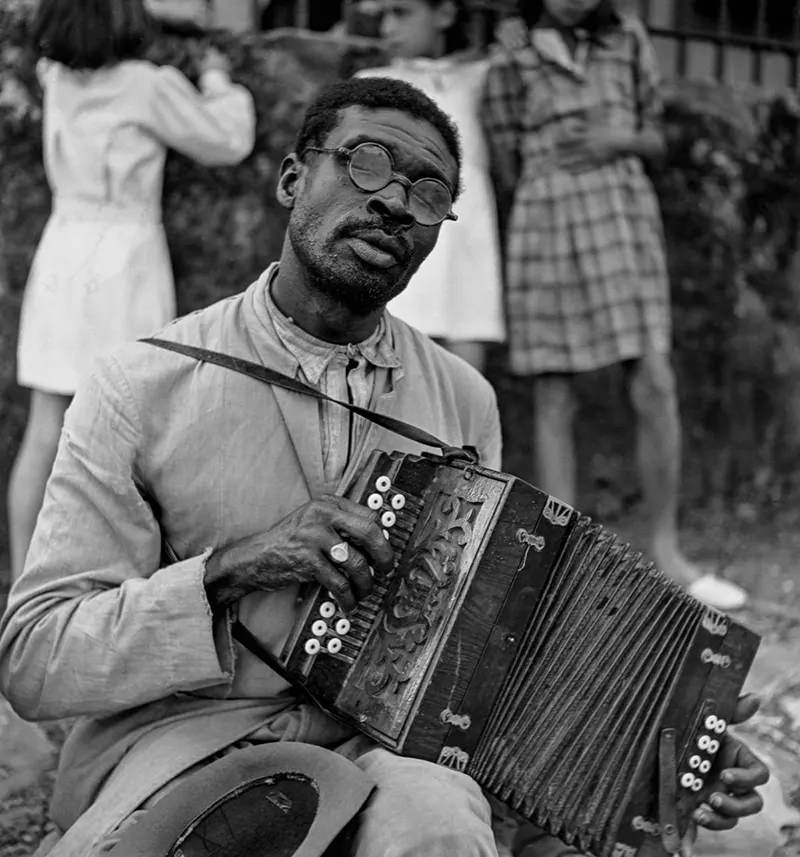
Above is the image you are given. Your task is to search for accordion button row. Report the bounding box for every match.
[303,603,354,655]
[688,755,712,774]
[705,715,727,734]
[681,773,705,792]
[304,637,343,655]
[679,716,725,793]
[698,735,720,753]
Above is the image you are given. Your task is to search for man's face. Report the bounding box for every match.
[285,106,458,316]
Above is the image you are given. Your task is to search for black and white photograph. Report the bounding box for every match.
[0,1,798,855]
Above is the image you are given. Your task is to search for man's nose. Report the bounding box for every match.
[367,183,415,227]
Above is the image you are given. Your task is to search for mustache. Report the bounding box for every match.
[340,219,413,243]
[338,221,414,261]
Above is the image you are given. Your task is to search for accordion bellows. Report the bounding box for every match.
[279,451,759,857]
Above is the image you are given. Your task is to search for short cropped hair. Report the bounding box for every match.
[295,77,463,197]
[32,0,153,70]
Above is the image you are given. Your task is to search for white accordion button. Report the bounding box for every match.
[381,510,397,528]
[367,493,383,510]
[304,638,321,655]
[680,773,695,789]
[319,601,336,619]
[326,638,343,654]
[311,620,328,637]
[708,739,720,755]
[698,735,711,751]
[699,760,712,774]
[383,529,390,540]
[714,719,727,734]
[391,493,406,510]
[689,755,702,770]
[375,475,392,492]
[705,715,719,731]
[335,618,351,636]
[691,778,704,792]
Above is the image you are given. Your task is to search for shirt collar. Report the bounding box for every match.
[259,263,402,385]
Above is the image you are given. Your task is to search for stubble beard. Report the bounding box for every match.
[288,217,415,316]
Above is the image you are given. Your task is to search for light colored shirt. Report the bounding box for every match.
[265,275,401,483]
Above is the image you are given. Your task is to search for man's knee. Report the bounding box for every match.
[351,749,497,857]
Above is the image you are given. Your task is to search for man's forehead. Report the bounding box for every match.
[322,105,457,181]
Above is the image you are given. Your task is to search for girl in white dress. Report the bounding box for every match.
[357,0,506,374]
[8,0,256,580]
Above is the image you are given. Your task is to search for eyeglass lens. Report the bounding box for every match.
[348,144,452,226]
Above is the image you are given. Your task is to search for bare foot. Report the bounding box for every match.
[651,541,748,611]
[650,540,701,588]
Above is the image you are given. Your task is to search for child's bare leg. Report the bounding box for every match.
[629,351,747,609]
[8,389,71,580]
[627,349,694,582]
[532,374,577,505]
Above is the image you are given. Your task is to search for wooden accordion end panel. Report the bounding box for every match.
[279,451,760,857]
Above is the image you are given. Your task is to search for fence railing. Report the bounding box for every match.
[639,0,800,88]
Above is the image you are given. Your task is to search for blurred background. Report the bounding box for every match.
[5,0,800,597]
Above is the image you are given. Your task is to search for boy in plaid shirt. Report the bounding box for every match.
[481,0,746,611]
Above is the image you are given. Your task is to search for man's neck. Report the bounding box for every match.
[270,252,383,345]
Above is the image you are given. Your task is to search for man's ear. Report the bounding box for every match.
[276,153,303,210]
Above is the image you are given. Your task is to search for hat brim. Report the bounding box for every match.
[108,742,375,857]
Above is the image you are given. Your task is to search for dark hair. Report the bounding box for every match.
[295,77,463,196]
[520,0,621,32]
[32,0,153,70]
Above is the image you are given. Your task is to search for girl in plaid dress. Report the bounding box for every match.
[482,0,747,610]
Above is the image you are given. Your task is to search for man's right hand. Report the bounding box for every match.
[203,495,394,613]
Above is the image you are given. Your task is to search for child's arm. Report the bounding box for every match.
[480,55,524,228]
[628,16,667,163]
[147,55,256,167]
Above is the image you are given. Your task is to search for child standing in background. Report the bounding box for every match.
[482,0,747,610]
[8,0,256,581]
[356,0,506,375]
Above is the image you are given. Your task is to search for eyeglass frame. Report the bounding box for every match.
[300,141,459,226]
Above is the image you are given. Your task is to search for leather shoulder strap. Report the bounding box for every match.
[140,337,478,463]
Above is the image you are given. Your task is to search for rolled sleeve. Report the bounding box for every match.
[0,356,233,721]
[148,65,256,166]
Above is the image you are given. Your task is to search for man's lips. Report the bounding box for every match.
[345,230,410,269]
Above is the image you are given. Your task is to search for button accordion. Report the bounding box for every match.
[278,451,760,857]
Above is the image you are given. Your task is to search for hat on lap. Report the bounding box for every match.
[108,742,375,857]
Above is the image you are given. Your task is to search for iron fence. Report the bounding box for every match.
[639,0,800,87]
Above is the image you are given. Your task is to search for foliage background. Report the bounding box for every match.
[3,4,800,577]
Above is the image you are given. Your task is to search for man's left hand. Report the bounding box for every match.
[680,694,769,855]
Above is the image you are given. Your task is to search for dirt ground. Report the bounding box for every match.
[1,501,799,856]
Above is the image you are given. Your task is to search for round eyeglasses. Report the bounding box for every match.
[302,142,458,227]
